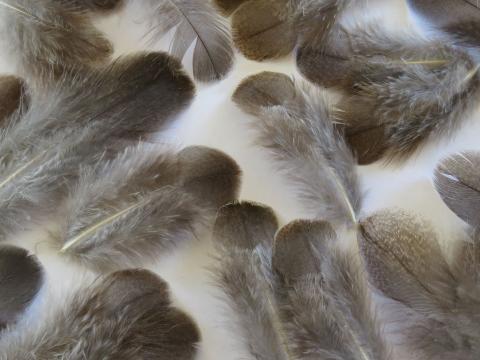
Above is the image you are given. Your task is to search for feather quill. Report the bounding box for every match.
[0,269,200,359]
[298,26,480,164]
[57,144,240,271]
[273,220,392,360]
[233,72,360,227]
[0,0,112,84]
[360,210,480,359]
[0,245,43,332]
[145,0,234,82]
[212,201,291,360]
[0,52,195,241]
[435,151,480,228]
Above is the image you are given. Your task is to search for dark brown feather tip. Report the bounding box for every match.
[273,220,336,281]
[0,245,43,330]
[344,123,389,165]
[178,146,241,209]
[213,201,278,250]
[0,75,27,124]
[68,0,123,11]
[214,0,248,15]
[231,0,296,60]
[434,152,480,227]
[232,71,296,115]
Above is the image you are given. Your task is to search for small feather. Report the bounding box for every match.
[233,72,361,227]
[146,0,234,82]
[0,245,43,332]
[231,0,296,61]
[0,269,200,359]
[212,201,291,360]
[273,220,392,360]
[435,152,480,227]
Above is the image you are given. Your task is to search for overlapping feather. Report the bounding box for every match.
[0,269,201,359]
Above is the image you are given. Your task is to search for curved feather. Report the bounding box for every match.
[0,245,43,332]
[233,72,360,227]
[0,269,200,359]
[212,201,291,360]
[146,0,234,82]
[273,220,392,360]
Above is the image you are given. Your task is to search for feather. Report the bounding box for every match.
[0,0,113,84]
[0,52,195,242]
[145,0,234,82]
[233,72,361,227]
[407,0,480,47]
[67,0,122,11]
[212,201,291,360]
[0,75,28,127]
[213,0,247,15]
[0,269,200,359]
[0,245,43,332]
[360,209,480,359]
[57,144,240,271]
[435,152,480,228]
[231,0,296,61]
[298,25,480,164]
[273,220,392,360]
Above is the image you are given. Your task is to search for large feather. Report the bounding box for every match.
[273,220,392,360]
[0,245,43,332]
[360,210,480,359]
[212,201,291,360]
[0,269,200,359]
[145,0,234,82]
[0,0,112,84]
[233,72,360,227]
[435,152,480,228]
[57,144,240,271]
[298,26,480,164]
[0,52,195,241]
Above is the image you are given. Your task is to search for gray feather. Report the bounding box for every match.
[360,210,480,359]
[145,0,234,82]
[435,152,480,228]
[233,72,361,227]
[212,201,291,360]
[0,269,200,359]
[273,220,392,360]
[0,245,43,332]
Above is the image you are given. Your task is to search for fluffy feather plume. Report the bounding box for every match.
[435,152,480,228]
[0,0,112,84]
[0,75,27,127]
[0,269,200,359]
[273,220,392,360]
[407,0,480,47]
[0,52,195,241]
[145,0,234,82]
[233,72,360,227]
[212,201,291,360]
[298,26,480,164]
[0,245,43,332]
[57,144,240,271]
[231,0,296,61]
[360,210,480,359]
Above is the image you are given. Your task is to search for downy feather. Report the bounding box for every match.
[0,245,43,332]
[360,210,480,359]
[0,269,200,359]
[145,0,234,82]
[233,72,360,227]
[273,220,392,360]
[57,144,240,271]
[435,151,480,228]
[298,25,480,164]
[0,52,195,241]
[212,201,291,360]
[0,0,112,84]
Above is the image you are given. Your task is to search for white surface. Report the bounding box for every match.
[1,1,478,358]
